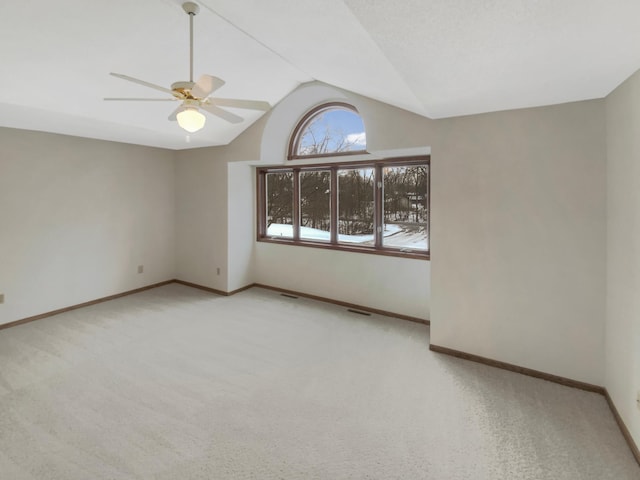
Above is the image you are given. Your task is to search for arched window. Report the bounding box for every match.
[288,103,367,160]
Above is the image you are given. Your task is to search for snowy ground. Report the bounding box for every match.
[267,223,428,251]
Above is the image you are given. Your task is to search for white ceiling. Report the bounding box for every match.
[0,0,638,150]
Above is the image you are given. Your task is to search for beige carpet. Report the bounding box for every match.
[0,283,637,479]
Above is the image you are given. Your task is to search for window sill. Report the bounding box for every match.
[257,237,430,260]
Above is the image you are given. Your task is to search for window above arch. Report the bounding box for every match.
[288,102,367,160]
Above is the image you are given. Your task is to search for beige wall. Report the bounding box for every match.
[430,100,607,385]
[172,83,433,319]
[259,82,437,162]
[0,72,637,460]
[227,162,256,292]
[0,128,176,326]
[175,84,610,342]
[170,82,434,318]
[174,148,228,292]
[0,79,627,398]
[173,113,266,293]
[254,243,430,319]
[605,69,640,446]
[253,82,433,319]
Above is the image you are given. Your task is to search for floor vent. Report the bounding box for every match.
[348,309,371,316]
[280,293,299,299]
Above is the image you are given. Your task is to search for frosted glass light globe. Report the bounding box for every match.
[177,107,206,133]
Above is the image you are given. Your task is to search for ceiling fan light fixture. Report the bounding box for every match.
[106,1,270,131]
[177,107,206,133]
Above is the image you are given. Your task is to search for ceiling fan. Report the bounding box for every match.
[105,1,270,133]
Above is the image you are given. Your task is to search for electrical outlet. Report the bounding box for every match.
[0,293,4,304]
[216,267,220,276]
[137,265,144,274]
[636,391,640,409]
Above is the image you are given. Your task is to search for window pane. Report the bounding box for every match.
[297,108,366,156]
[338,168,375,245]
[300,171,331,242]
[266,172,293,238]
[383,165,429,251]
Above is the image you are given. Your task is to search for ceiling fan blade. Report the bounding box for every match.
[110,72,175,96]
[201,104,243,124]
[191,75,225,98]
[104,97,176,101]
[209,98,271,111]
[168,106,181,121]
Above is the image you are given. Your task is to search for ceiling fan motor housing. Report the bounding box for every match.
[171,81,197,99]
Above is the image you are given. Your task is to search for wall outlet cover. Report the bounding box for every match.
[137,265,144,274]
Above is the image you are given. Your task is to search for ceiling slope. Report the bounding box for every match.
[0,0,639,148]
[0,0,311,149]
[345,0,640,118]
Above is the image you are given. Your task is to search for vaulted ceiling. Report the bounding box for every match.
[1,0,638,150]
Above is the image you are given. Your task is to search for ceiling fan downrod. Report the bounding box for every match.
[182,2,200,83]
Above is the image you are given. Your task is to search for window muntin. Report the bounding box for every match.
[289,103,367,159]
[265,171,294,239]
[258,157,430,259]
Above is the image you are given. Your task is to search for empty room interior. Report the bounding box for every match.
[1,1,640,478]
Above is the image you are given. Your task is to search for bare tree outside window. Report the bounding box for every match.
[383,165,429,251]
[260,102,428,258]
[258,158,429,258]
[292,105,366,158]
[300,170,331,241]
[298,112,366,155]
[338,168,375,244]
[266,172,293,238]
